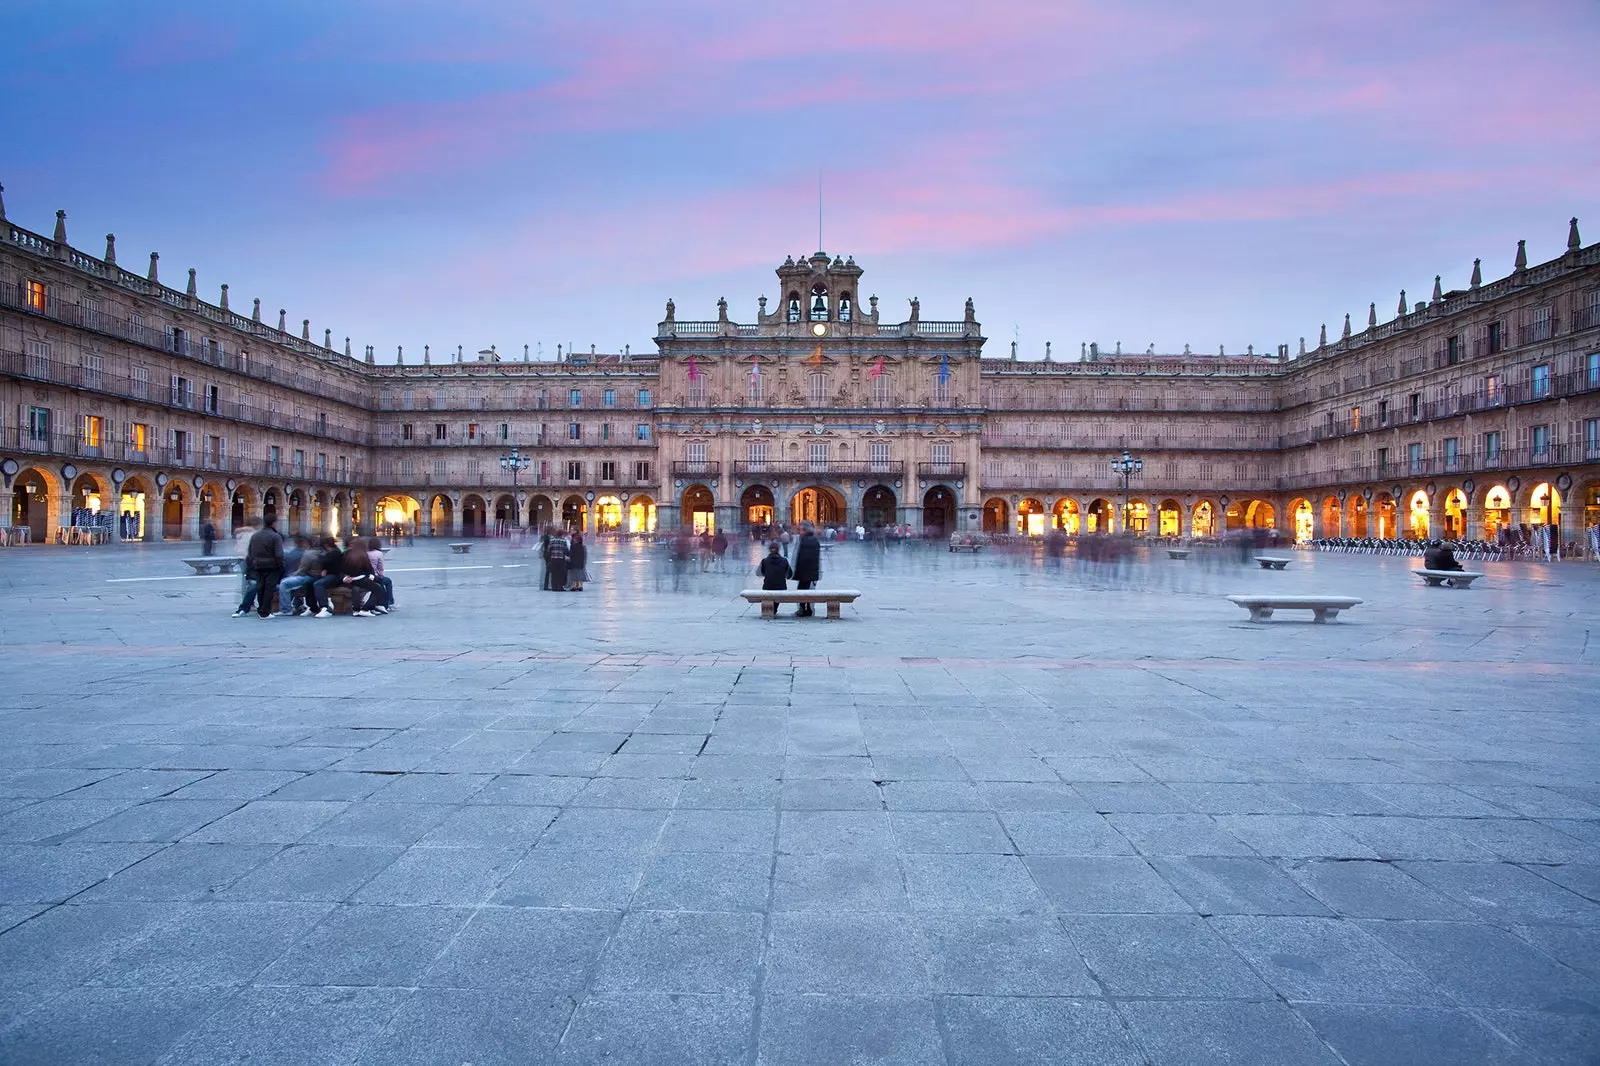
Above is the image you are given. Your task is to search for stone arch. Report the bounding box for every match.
[197,480,228,531]
[923,485,956,534]
[1373,492,1397,538]
[741,484,776,529]
[1288,498,1314,543]
[1320,495,1342,538]
[594,494,624,533]
[1578,478,1600,535]
[982,497,1009,534]
[1345,494,1368,538]
[160,479,188,540]
[461,493,487,536]
[492,493,516,534]
[528,494,552,530]
[561,493,588,531]
[1123,498,1151,536]
[862,484,897,529]
[286,489,307,536]
[9,466,61,542]
[1442,487,1468,540]
[1405,488,1430,539]
[789,484,845,528]
[1481,483,1513,540]
[230,483,258,532]
[1017,497,1046,536]
[1086,497,1114,534]
[627,494,657,533]
[1053,497,1081,534]
[1525,481,1562,533]
[121,474,155,541]
[1157,498,1181,538]
[1191,499,1217,537]
[71,471,108,513]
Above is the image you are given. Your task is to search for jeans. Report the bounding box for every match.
[277,574,318,613]
[239,568,283,617]
[312,574,344,611]
[371,575,394,607]
[797,578,815,615]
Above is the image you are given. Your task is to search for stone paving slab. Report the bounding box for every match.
[0,539,1597,1062]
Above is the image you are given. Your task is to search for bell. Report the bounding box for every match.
[811,291,827,316]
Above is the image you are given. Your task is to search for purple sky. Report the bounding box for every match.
[6,1,1597,362]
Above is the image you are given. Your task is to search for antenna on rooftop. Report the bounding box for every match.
[817,168,823,253]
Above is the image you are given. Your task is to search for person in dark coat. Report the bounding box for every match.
[1423,540,1464,571]
[540,529,552,590]
[547,531,570,592]
[757,541,793,590]
[235,515,285,617]
[792,521,821,616]
[568,533,588,591]
[201,521,217,556]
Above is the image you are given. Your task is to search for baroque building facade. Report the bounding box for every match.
[3,193,1598,548]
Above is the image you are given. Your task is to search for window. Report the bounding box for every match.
[1531,364,1551,397]
[293,449,305,477]
[569,389,582,408]
[1376,446,1390,471]
[869,441,891,470]
[1378,399,1388,425]
[1483,374,1500,403]
[1585,418,1600,459]
[748,371,764,404]
[1442,437,1460,470]
[205,384,220,414]
[636,423,650,441]
[128,422,150,453]
[933,375,950,406]
[1349,406,1361,431]
[80,415,105,449]
[23,279,46,312]
[1587,352,1600,388]
[787,292,802,322]
[600,461,617,481]
[1487,321,1503,354]
[170,375,193,408]
[338,456,348,481]
[839,292,852,322]
[808,442,828,470]
[601,423,612,441]
[24,405,49,444]
[401,423,414,441]
[1446,335,1459,364]
[809,285,829,321]
[1408,393,1420,419]
[80,350,102,390]
[809,373,827,404]
[604,389,616,407]
[1406,442,1424,474]
[434,423,447,442]
[170,327,189,355]
[931,442,951,467]
[1531,424,1550,458]
[316,412,328,435]
[1529,305,1552,342]
[205,434,226,468]
[269,445,282,475]
[637,388,651,407]
[499,423,509,441]
[567,423,582,441]
[467,423,479,442]
[635,460,652,481]
[131,364,149,399]
[1484,431,1502,462]
[171,429,190,463]
[686,441,707,465]
[747,441,768,470]
[687,377,706,405]
[26,340,51,378]
[566,460,582,481]
[872,374,890,407]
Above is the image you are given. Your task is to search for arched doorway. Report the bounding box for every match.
[1244,500,1276,530]
[1321,496,1341,538]
[1017,497,1045,536]
[311,491,328,537]
[595,495,623,533]
[462,494,487,536]
[790,485,844,527]
[561,494,587,531]
[330,492,346,538]
[1289,499,1313,543]
[982,498,1009,534]
[1191,500,1216,537]
[741,485,775,529]
[377,494,421,536]
[1157,499,1181,538]
[1124,499,1150,535]
[1583,483,1600,534]
[431,494,455,537]
[493,494,515,534]
[287,491,305,535]
[1346,495,1368,537]
[1529,482,1561,535]
[680,485,713,533]
[863,485,897,529]
[1406,490,1430,539]
[628,495,657,533]
[1373,494,1396,538]
[1442,489,1466,540]
[529,494,552,530]
[1482,485,1511,540]
[10,467,56,542]
[71,472,107,518]
[262,489,279,528]
[123,476,153,541]
[162,483,185,540]
[922,486,955,534]
[1086,498,1113,534]
[1053,498,1081,534]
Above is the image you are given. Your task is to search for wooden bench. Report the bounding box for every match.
[1415,569,1484,588]
[1255,556,1291,570]
[184,557,243,575]
[741,588,862,619]
[1227,594,1362,623]
[1166,548,1191,560]
[449,542,472,554]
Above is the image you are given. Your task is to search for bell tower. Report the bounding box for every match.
[762,252,869,329]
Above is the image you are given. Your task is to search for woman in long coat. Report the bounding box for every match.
[546,532,569,592]
[568,533,588,591]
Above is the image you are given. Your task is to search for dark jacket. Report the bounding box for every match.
[569,539,587,570]
[547,537,569,563]
[245,527,285,570]
[793,532,821,583]
[758,553,793,591]
[1424,545,1463,571]
[320,546,344,577]
[294,549,324,578]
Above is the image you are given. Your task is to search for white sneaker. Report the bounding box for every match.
[371,606,388,615]
[314,608,333,618]
[231,610,247,618]
[353,610,374,617]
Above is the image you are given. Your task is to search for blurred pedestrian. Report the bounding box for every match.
[793,521,821,616]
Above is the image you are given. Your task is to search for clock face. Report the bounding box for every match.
[811,323,827,337]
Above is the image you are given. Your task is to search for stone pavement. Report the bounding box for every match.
[0,537,1597,1065]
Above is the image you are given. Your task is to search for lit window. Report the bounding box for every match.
[23,279,46,312]
[81,415,104,448]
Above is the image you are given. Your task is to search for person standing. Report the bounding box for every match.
[568,533,588,592]
[793,521,821,616]
[235,515,285,618]
[711,530,728,571]
[540,528,552,590]
[547,530,570,592]
[201,521,217,556]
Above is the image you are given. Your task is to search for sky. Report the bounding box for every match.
[4,0,1597,363]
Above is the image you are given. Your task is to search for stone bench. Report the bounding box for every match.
[184,557,242,575]
[1166,548,1191,560]
[1227,594,1363,623]
[1415,569,1484,588]
[741,588,862,620]
[449,542,472,554]
[1255,556,1291,570]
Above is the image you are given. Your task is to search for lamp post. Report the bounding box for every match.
[1110,448,1143,534]
[499,447,531,529]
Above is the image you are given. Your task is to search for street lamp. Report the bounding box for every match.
[1110,448,1143,534]
[499,447,532,529]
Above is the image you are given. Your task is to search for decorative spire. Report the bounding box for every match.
[423,344,430,365]
[1045,341,1052,361]
[523,344,529,362]
[147,252,160,284]
[1341,313,1351,339]
[456,345,463,363]
[277,308,286,331]
[1319,323,1327,347]
[1569,217,1582,252]
[365,344,374,365]
[1298,336,1306,356]
[219,284,229,311]
[301,319,310,341]
[1432,275,1442,301]
[1368,303,1376,329]
[1397,289,1408,316]
[52,209,67,245]
[1513,239,1527,272]
[0,183,6,220]
[397,345,404,365]
[344,337,351,357]
[186,268,197,298]
[104,233,116,265]
[252,298,261,323]
[324,328,331,349]
[1470,259,1482,288]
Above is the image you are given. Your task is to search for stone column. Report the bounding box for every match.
[149,495,165,541]
[184,496,201,542]
[0,488,12,538]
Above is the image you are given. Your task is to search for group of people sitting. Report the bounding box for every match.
[232,516,397,618]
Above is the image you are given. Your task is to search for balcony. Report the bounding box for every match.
[670,461,721,479]
[917,462,967,480]
[731,460,905,480]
